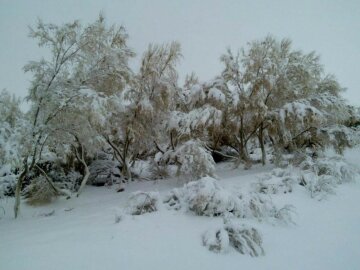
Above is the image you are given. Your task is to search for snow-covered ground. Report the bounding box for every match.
[1,148,360,270]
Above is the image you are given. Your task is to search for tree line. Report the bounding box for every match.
[0,15,359,217]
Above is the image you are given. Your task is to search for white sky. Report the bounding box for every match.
[1,0,359,107]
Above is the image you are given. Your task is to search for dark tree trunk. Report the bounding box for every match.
[258,123,266,166]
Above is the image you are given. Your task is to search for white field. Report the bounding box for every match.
[1,148,360,270]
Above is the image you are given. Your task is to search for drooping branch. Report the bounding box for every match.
[35,164,71,198]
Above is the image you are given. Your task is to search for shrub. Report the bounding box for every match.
[202,228,229,253]
[257,154,359,198]
[299,155,358,198]
[23,175,57,205]
[88,159,121,186]
[0,174,17,198]
[164,177,294,223]
[126,191,160,215]
[158,140,216,181]
[203,221,264,256]
[164,177,241,216]
[255,167,297,195]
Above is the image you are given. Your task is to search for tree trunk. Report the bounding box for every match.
[239,117,249,161]
[72,139,90,197]
[76,162,90,197]
[258,123,266,166]
[121,160,132,182]
[104,134,132,189]
[14,162,28,218]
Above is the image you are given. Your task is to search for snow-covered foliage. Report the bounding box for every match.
[0,165,17,198]
[126,191,160,215]
[271,94,359,153]
[164,177,239,215]
[202,227,230,253]
[257,154,359,199]
[156,140,216,180]
[0,90,25,164]
[321,124,360,154]
[203,221,264,256]
[0,90,27,198]
[300,155,358,198]
[23,175,57,205]
[130,160,153,180]
[88,157,121,186]
[173,140,215,180]
[164,177,293,223]
[256,167,298,195]
[167,106,222,136]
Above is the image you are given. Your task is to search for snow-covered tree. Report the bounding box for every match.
[216,36,355,165]
[100,42,182,183]
[0,90,27,198]
[14,14,134,217]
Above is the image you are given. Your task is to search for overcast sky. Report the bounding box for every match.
[1,0,359,108]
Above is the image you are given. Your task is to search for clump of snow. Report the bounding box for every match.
[203,221,264,257]
[126,191,160,215]
[188,84,206,106]
[207,87,226,103]
[274,204,296,225]
[202,227,230,253]
[167,106,222,136]
[255,166,298,195]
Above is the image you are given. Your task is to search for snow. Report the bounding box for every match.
[279,99,324,124]
[208,87,226,103]
[1,148,360,270]
[167,106,222,135]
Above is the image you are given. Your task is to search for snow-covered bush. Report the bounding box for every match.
[126,191,160,215]
[88,159,121,186]
[164,177,293,223]
[316,155,358,183]
[202,227,230,253]
[255,167,298,195]
[0,165,17,198]
[301,171,336,197]
[131,160,153,180]
[237,192,286,221]
[23,176,57,205]
[164,177,240,216]
[149,161,172,180]
[0,174,17,198]
[175,141,215,180]
[45,166,82,192]
[259,154,359,199]
[63,171,83,191]
[0,90,26,199]
[158,140,216,181]
[274,204,296,224]
[299,155,358,197]
[203,221,264,256]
